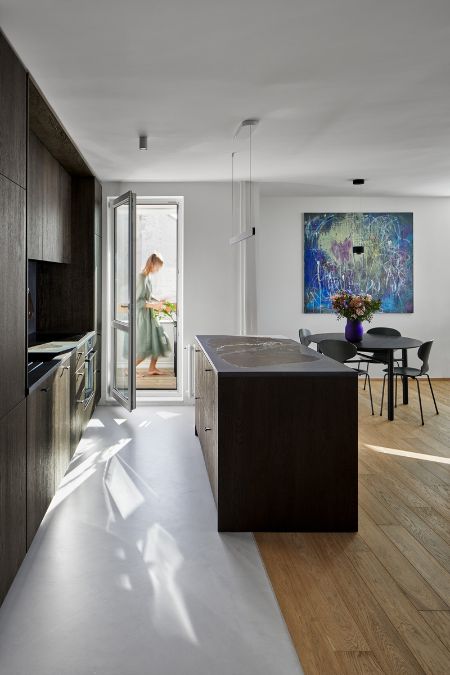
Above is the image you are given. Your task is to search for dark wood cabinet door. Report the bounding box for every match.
[28,131,72,263]
[53,361,71,489]
[42,145,60,262]
[0,174,26,419]
[0,32,27,187]
[59,164,71,263]
[27,131,44,260]
[27,379,55,548]
[0,400,27,605]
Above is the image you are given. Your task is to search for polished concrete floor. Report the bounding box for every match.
[0,405,302,675]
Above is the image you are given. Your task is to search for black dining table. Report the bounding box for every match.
[308,332,422,421]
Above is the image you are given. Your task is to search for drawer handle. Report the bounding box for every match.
[204,426,211,432]
[195,349,201,353]
[195,396,201,400]
[205,368,212,372]
[40,387,49,393]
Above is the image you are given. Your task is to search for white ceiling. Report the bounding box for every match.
[2,0,450,195]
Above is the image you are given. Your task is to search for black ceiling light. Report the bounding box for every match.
[352,178,365,185]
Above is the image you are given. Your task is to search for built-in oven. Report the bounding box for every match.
[82,335,97,408]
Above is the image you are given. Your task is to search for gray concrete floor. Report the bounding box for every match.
[0,405,302,675]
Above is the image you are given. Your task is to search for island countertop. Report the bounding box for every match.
[195,335,356,377]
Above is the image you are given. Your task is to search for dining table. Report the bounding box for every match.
[308,332,422,421]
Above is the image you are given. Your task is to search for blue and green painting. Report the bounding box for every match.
[304,212,413,313]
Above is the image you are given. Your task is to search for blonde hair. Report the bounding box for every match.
[143,251,164,275]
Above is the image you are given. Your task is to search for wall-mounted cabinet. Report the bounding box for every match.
[28,131,71,263]
[0,33,26,187]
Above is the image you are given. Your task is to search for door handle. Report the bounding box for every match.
[204,427,211,431]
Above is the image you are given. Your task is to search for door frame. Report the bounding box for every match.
[104,195,184,405]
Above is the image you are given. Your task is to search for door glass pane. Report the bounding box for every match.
[113,328,129,399]
[115,203,130,323]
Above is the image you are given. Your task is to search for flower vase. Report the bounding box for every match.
[345,318,363,342]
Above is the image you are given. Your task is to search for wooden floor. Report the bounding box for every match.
[256,379,450,674]
[136,366,176,390]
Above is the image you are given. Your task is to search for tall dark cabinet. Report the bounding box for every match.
[0,175,26,419]
[0,27,102,605]
[0,28,27,606]
[0,32,27,187]
[0,401,27,603]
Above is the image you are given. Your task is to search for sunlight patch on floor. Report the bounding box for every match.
[366,443,450,464]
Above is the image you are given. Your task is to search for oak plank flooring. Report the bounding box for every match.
[256,379,450,674]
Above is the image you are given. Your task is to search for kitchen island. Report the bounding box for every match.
[195,335,358,532]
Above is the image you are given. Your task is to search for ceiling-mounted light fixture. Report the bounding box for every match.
[139,135,148,151]
[234,118,260,139]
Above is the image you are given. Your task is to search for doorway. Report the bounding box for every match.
[108,194,183,409]
[136,203,179,393]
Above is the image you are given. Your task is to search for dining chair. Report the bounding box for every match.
[360,326,402,390]
[380,340,439,425]
[298,328,312,346]
[320,339,374,415]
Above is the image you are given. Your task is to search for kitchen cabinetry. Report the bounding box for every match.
[27,356,72,548]
[27,131,71,263]
[195,335,358,532]
[54,358,71,488]
[0,30,26,187]
[0,400,27,604]
[27,375,55,547]
[0,174,26,420]
[195,348,218,505]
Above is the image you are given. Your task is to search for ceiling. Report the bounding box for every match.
[2,0,450,195]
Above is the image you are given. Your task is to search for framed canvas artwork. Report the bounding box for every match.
[304,212,413,313]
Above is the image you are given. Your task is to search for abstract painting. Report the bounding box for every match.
[304,212,413,313]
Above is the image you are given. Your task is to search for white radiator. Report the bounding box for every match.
[184,344,196,399]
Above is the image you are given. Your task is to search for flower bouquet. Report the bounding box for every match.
[331,290,381,342]
[155,301,177,321]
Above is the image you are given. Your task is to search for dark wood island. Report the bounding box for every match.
[195,335,358,532]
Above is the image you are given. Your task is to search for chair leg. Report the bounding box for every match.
[380,374,386,416]
[395,374,398,408]
[366,373,374,415]
[363,363,369,390]
[426,374,439,415]
[416,378,424,426]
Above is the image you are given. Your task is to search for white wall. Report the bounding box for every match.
[257,196,450,377]
[102,181,236,399]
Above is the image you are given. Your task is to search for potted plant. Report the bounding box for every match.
[331,290,381,342]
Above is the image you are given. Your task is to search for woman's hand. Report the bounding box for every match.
[146,301,165,311]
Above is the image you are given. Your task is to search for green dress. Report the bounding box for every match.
[136,273,170,360]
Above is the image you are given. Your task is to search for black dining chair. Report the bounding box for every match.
[360,326,402,390]
[320,339,374,415]
[298,328,312,346]
[380,340,439,425]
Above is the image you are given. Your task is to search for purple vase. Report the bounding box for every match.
[345,318,364,342]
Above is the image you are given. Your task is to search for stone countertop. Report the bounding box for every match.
[196,335,356,377]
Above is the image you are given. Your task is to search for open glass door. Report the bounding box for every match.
[111,191,136,410]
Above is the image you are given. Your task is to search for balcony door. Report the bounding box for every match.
[111,191,136,411]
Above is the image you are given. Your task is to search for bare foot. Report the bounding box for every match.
[148,368,164,376]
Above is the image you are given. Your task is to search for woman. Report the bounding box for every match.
[136,252,170,375]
